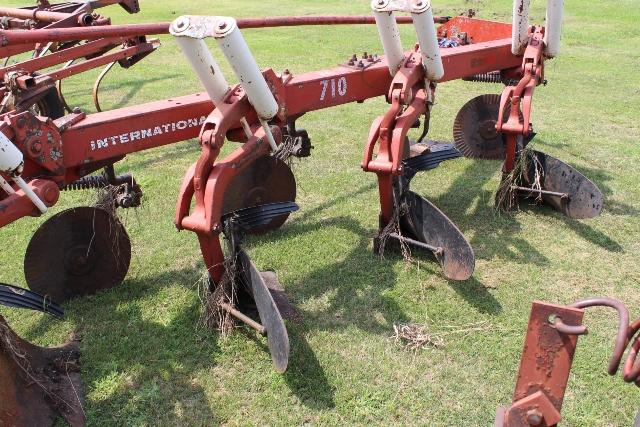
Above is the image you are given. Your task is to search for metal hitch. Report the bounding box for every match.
[497,298,640,426]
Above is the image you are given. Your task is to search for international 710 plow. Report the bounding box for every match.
[0,0,633,425]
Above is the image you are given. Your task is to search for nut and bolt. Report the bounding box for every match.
[30,141,42,154]
[218,21,227,30]
[172,16,189,32]
[526,409,543,426]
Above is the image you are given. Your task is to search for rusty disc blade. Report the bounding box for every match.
[24,206,131,304]
[453,94,508,160]
[522,150,603,219]
[400,191,475,280]
[238,250,289,373]
[222,156,296,235]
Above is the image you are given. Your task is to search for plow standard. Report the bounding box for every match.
[0,0,633,425]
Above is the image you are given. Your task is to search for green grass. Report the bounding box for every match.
[1,0,639,425]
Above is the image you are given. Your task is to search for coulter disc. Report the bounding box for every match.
[222,156,296,235]
[453,94,507,160]
[24,206,131,303]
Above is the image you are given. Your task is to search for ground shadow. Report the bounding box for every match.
[422,159,551,267]
[520,202,623,252]
[284,325,336,410]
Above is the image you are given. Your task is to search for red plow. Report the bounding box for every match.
[0,0,633,425]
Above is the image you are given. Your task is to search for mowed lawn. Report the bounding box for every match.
[1,0,639,425]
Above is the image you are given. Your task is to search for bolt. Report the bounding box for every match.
[43,186,57,204]
[526,409,543,426]
[218,21,227,30]
[283,69,290,74]
[357,60,365,68]
[172,16,190,32]
[363,52,368,59]
[415,0,423,6]
[377,0,385,5]
[31,141,42,154]
[73,107,81,114]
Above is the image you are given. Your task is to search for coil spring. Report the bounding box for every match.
[554,297,640,386]
[62,174,110,191]
[463,72,519,86]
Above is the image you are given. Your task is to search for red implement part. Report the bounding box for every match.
[0,179,59,227]
[498,298,640,426]
[0,17,524,228]
[497,301,584,427]
[0,315,85,426]
[496,26,545,172]
[438,17,512,43]
[0,15,449,45]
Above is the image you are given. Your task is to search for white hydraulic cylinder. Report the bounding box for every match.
[0,132,47,213]
[171,16,279,151]
[512,0,531,55]
[410,0,444,81]
[0,175,15,195]
[371,1,405,76]
[170,17,231,104]
[0,131,24,175]
[13,176,47,213]
[213,17,279,121]
[543,0,564,58]
[213,17,279,150]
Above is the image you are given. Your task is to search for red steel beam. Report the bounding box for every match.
[60,39,520,169]
[0,37,122,78]
[42,39,158,81]
[0,6,74,23]
[285,38,520,116]
[0,15,450,45]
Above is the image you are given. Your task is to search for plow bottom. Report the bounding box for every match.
[521,150,603,219]
[238,251,289,373]
[0,315,84,426]
[399,191,475,280]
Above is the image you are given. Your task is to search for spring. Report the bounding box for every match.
[62,174,109,191]
[556,298,640,386]
[463,72,519,86]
